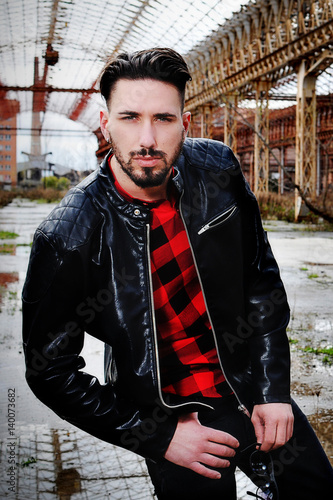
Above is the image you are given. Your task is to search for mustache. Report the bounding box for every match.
[129,148,166,158]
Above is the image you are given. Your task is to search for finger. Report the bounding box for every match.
[201,453,231,469]
[191,461,222,480]
[251,414,264,448]
[287,414,294,442]
[273,413,294,449]
[206,441,237,458]
[260,423,277,452]
[273,420,288,449]
[206,428,239,449]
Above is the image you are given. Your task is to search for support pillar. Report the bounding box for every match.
[295,60,317,219]
[279,146,285,195]
[200,105,213,138]
[31,57,43,156]
[224,94,238,153]
[254,81,270,194]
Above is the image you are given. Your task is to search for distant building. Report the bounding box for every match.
[0,114,17,188]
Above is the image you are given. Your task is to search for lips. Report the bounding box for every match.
[134,156,162,167]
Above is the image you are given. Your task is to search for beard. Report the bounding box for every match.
[110,137,184,189]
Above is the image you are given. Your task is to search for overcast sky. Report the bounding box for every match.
[8,0,245,171]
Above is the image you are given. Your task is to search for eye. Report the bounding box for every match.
[119,112,140,121]
[156,115,175,122]
[121,115,137,121]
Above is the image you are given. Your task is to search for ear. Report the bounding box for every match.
[100,110,110,142]
[182,112,191,136]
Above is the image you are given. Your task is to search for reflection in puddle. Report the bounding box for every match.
[0,272,19,287]
[53,429,82,499]
[308,410,333,466]
[56,468,81,499]
[0,272,19,303]
[292,382,333,465]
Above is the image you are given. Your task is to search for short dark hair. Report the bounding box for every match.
[99,47,192,110]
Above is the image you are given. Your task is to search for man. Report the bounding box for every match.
[23,48,333,499]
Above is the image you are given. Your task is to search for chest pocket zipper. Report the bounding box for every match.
[198,204,238,235]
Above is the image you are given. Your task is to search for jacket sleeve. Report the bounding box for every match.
[22,230,178,461]
[241,182,291,406]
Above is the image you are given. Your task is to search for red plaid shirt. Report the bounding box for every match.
[110,161,230,400]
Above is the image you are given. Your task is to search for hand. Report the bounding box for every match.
[251,403,294,452]
[164,412,239,479]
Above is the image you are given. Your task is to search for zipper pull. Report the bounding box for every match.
[238,404,251,418]
[198,224,210,235]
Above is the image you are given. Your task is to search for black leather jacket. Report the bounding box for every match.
[22,138,290,461]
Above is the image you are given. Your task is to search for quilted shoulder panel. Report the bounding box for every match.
[38,188,103,253]
[182,138,239,172]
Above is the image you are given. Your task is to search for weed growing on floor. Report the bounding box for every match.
[0,231,19,239]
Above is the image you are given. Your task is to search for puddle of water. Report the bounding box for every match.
[291,382,333,465]
[16,244,32,256]
[0,272,19,287]
[0,423,155,499]
[56,468,81,498]
[308,410,333,465]
[314,319,332,332]
[53,429,82,498]
[0,272,19,307]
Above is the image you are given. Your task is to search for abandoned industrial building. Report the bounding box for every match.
[0,2,333,499]
[1,0,332,220]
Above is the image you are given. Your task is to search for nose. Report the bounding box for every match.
[139,121,157,150]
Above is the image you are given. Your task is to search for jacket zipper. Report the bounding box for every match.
[178,194,250,418]
[198,204,238,235]
[146,224,214,412]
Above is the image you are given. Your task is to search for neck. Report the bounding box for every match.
[110,155,171,202]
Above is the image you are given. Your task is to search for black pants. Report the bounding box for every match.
[146,396,333,500]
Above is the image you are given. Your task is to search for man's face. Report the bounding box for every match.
[100,78,191,190]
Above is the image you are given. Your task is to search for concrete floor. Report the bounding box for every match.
[0,199,332,499]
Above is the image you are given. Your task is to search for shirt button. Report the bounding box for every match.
[134,208,141,216]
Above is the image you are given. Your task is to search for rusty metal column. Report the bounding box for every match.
[31,58,42,156]
[200,105,213,138]
[224,93,238,153]
[279,145,285,195]
[254,81,270,194]
[295,60,317,219]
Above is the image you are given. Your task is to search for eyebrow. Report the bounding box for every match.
[118,111,178,119]
[118,111,139,116]
[155,112,178,120]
